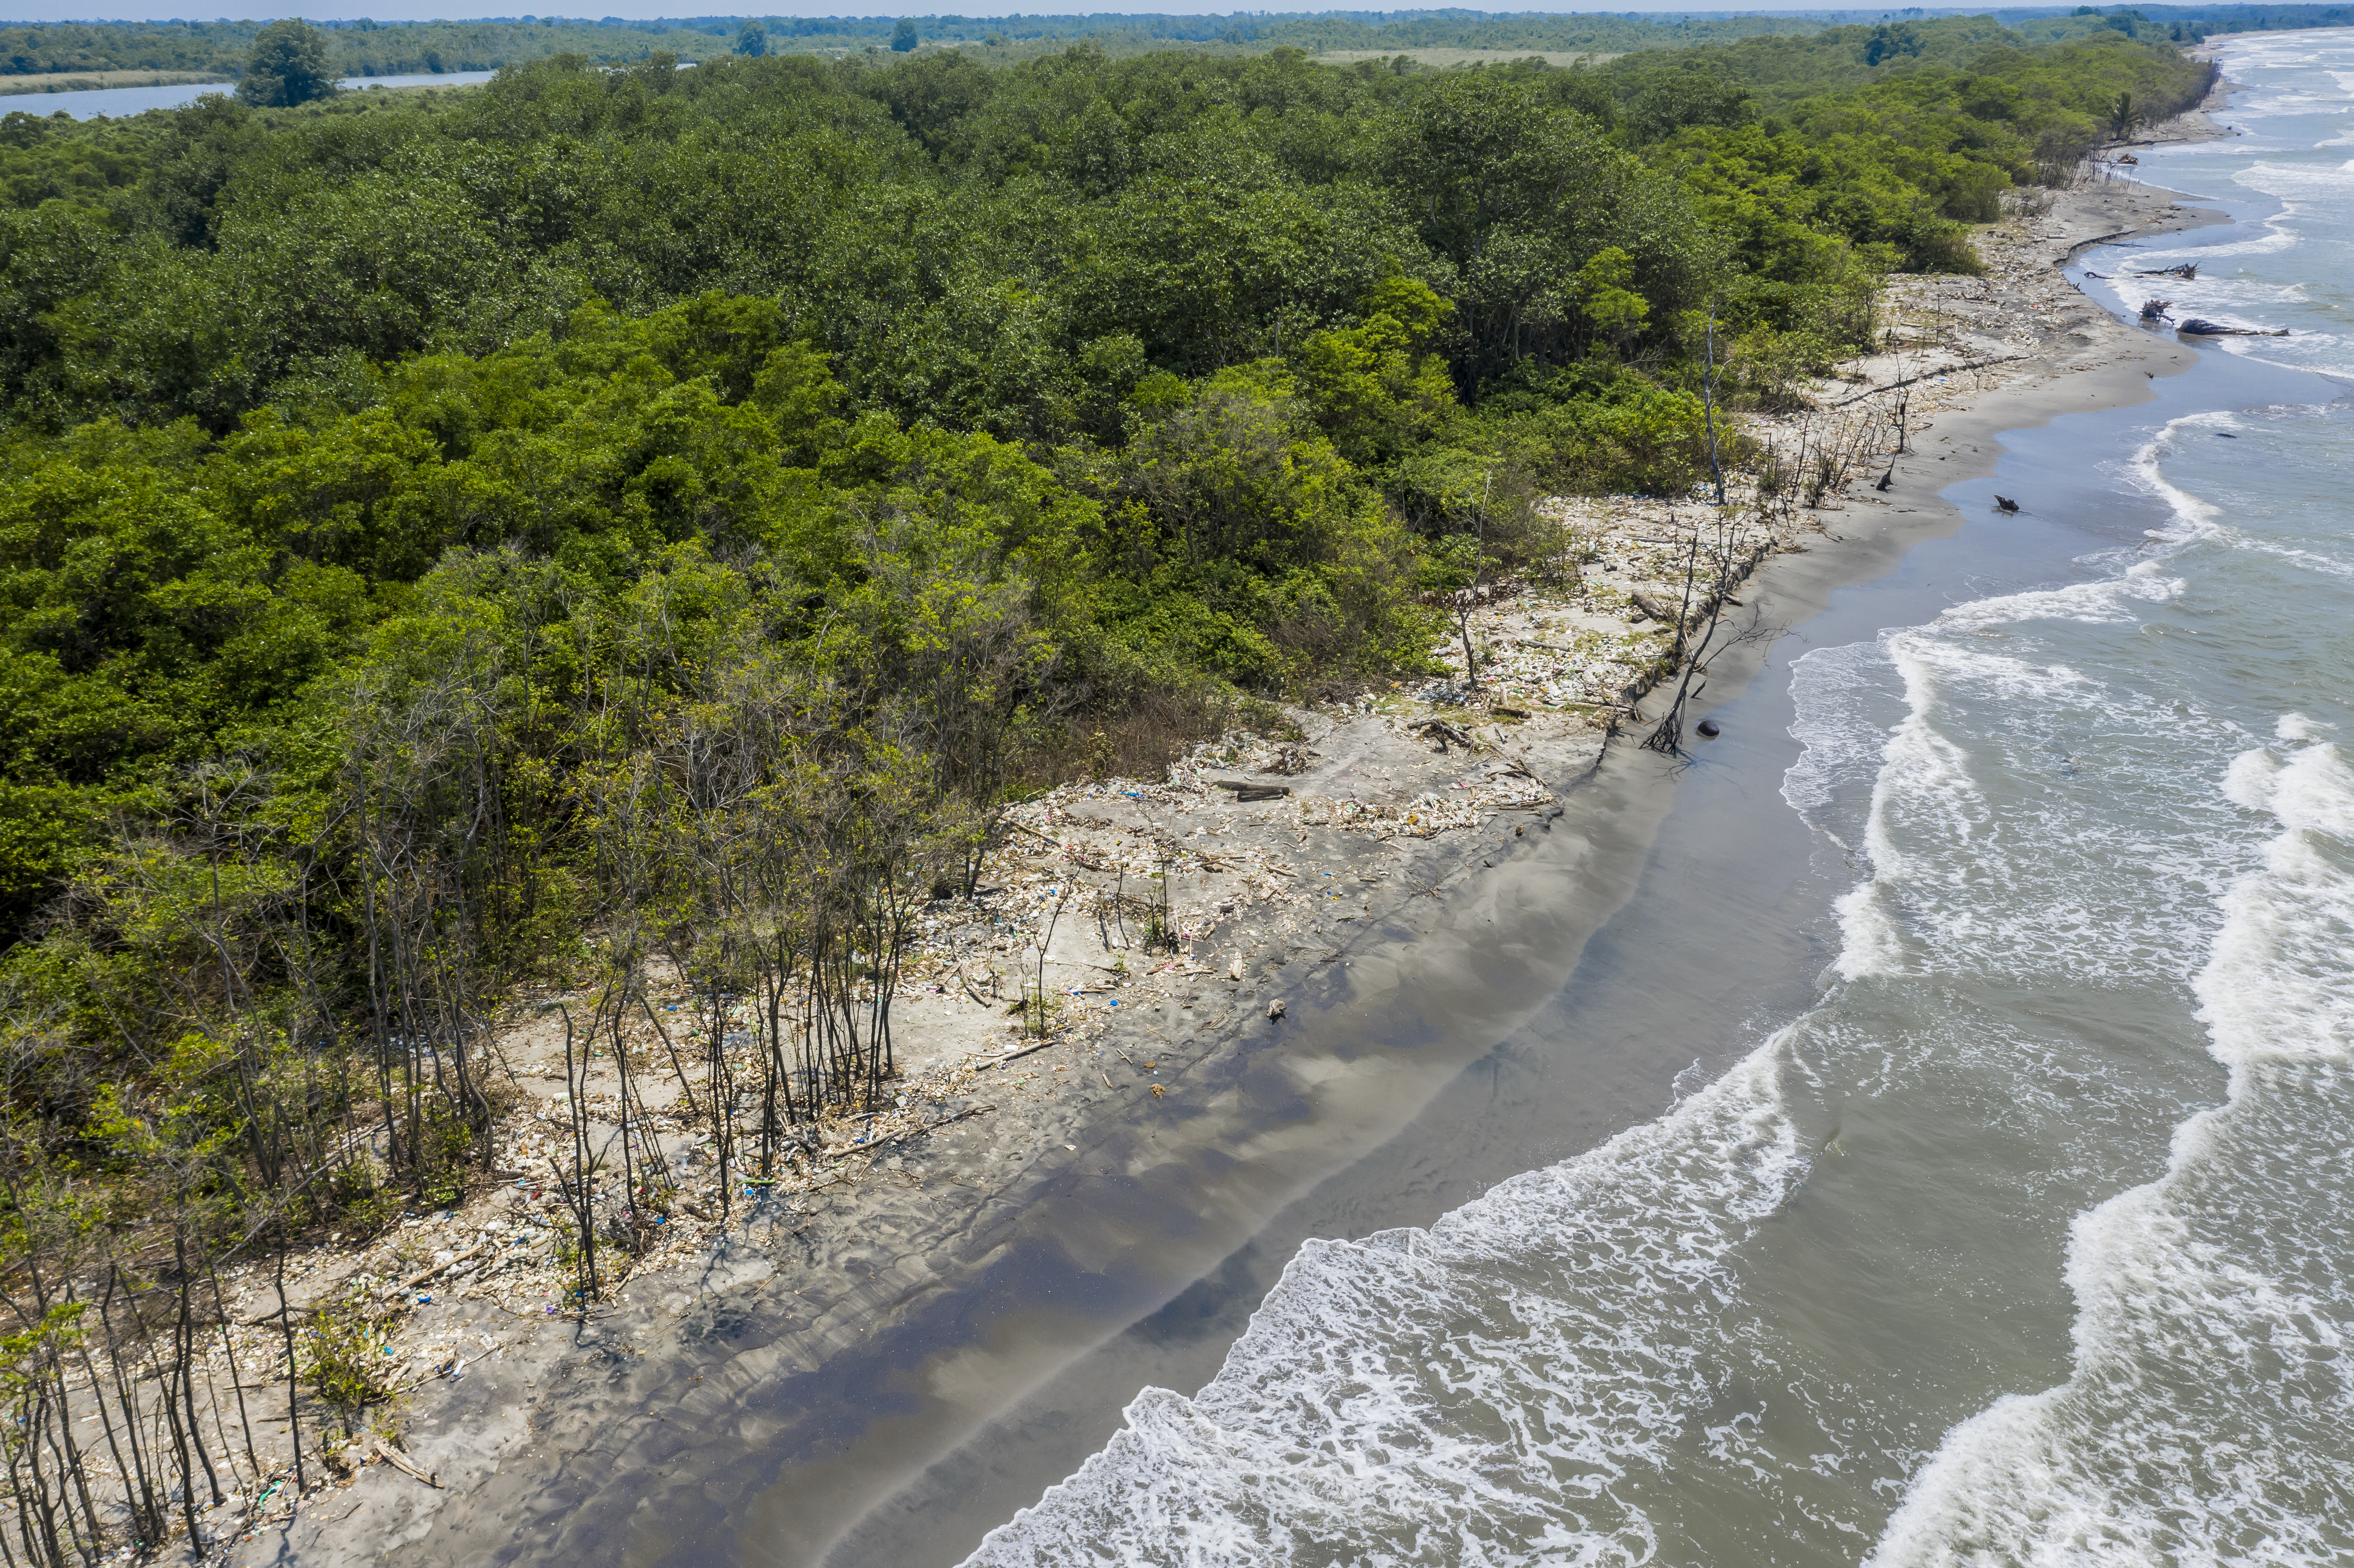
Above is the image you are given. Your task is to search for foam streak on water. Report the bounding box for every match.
[958,34,2354,1566]
[1869,740,2354,1567]
[966,1046,1808,1566]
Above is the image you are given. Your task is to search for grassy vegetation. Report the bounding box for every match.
[0,16,2219,1556]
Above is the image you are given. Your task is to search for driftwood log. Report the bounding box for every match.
[2179,319,2288,336]
[1407,719,1476,753]
[372,1439,440,1488]
[1211,779,1292,801]
[1627,591,1683,625]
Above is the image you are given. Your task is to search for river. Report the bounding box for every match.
[3,72,497,121]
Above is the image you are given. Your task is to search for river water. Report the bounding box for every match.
[956,32,2354,1566]
[3,72,496,120]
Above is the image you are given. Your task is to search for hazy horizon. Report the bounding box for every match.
[0,4,2006,29]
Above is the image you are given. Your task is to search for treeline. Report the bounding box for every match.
[0,12,1848,82]
[3,47,1757,921]
[7,6,2343,85]
[0,12,1767,82]
[1253,11,1832,53]
[1999,2,2354,42]
[1591,22,2218,234]
[0,24,2217,1552]
[6,6,2327,86]
[0,19,743,83]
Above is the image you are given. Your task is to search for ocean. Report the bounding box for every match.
[956,32,2354,1566]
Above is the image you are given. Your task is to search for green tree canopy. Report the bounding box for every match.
[237,18,339,108]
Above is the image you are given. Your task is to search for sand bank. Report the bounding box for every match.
[0,70,231,94]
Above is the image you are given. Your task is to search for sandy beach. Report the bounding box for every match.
[164,131,2242,1568]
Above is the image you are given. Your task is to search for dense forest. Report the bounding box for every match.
[0,17,2217,1556]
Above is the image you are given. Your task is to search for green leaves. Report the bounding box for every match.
[1573,246,1652,357]
[237,19,340,109]
[1292,280,1462,467]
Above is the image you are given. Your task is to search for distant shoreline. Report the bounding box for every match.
[0,70,231,95]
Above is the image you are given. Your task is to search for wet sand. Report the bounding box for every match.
[262,178,2229,1568]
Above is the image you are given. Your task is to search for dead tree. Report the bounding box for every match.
[1452,474,1494,697]
[1645,511,1744,755]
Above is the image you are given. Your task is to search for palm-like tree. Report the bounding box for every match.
[2108,91,2145,142]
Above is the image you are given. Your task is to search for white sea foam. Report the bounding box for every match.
[2125,413,2234,541]
[1869,735,2354,1567]
[2174,205,2302,259]
[1830,878,1909,981]
[2213,523,2354,582]
[961,1047,1809,1567]
[1782,640,1902,831]
[2128,413,2354,579]
[2238,158,2354,201]
[2277,711,2335,741]
[2215,333,2354,380]
[2222,744,2284,810]
[1853,627,2247,985]
[1933,562,2182,632]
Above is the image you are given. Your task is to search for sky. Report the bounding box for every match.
[0,3,1864,23]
